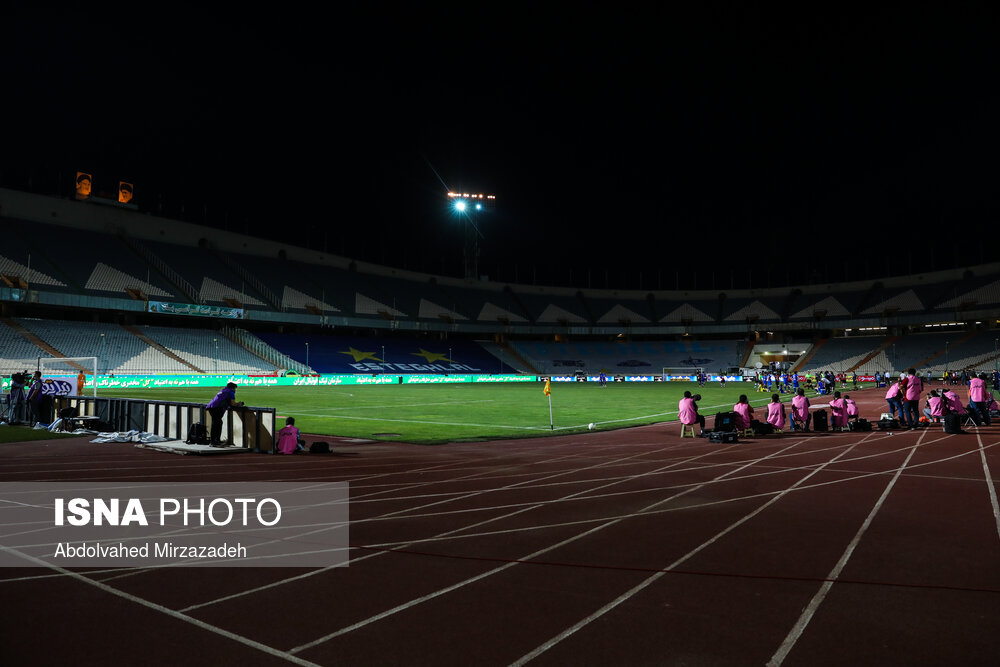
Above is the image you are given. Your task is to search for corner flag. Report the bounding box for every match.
[543,378,553,430]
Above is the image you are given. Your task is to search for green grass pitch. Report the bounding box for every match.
[97,381,848,445]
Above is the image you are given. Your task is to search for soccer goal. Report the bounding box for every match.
[38,356,99,397]
[661,367,705,382]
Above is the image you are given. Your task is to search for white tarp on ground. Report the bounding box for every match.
[86,429,177,444]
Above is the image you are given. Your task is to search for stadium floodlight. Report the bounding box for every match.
[447,192,496,212]
[447,191,496,280]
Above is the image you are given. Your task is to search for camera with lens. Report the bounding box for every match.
[10,371,28,386]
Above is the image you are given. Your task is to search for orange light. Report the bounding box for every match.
[118,181,134,204]
[75,172,92,200]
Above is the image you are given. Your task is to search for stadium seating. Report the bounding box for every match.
[0,320,47,372]
[4,188,1000,382]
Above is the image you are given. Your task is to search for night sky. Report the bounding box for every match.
[5,5,999,289]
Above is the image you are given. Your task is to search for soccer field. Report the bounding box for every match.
[98,381,837,445]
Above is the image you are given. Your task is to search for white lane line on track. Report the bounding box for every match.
[766,435,921,666]
[976,430,1000,542]
[359,435,988,549]
[177,439,720,612]
[509,433,874,666]
[287,437,815,655]
[0,545,321,666]
[350,434,975,527]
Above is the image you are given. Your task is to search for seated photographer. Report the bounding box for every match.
[678,391,705,433]
[732,394,753,430]
[789,388,811,431]
[844,394,859,421]
[766,393,786,430]
[828,391,849,429]
[923,390,944,423]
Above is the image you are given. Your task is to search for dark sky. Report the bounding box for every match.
[5,5,999,289]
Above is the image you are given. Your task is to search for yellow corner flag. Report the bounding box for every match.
[543,378,551,396]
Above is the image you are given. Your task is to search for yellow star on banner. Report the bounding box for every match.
[412,349,451,363]
[340,347,383,362]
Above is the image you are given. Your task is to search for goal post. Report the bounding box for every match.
[661,367,705,382]
[38,356,99,397]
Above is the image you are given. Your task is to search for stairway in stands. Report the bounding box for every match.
[122,325,204,373]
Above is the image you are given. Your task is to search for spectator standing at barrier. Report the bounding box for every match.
[678,390,705,433]
[766,393,786,430]
[6,372,27,425]
[26,371,44,425]
[790,388,811,431]
[969,373,991,426]
[733,394,753,430]
[903,368,923,429]
[206,382,245,447]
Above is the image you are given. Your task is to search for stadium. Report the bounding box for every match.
[2,183,1000,664]
[4,6,1000,666]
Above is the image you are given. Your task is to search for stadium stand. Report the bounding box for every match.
[0,319,47,372]
[254,333,516,375]
[796,336,890,374]
[509,339,741,375]
[2,187,1000,381]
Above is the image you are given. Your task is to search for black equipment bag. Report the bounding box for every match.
[309,441,331,453]
[850,418,872,432]
[943,414,964,435]
[878,418,899,430]
[813,409,829,432]
[751,419,774,435]
[709,431,738,443]
[714,411,738,432]
[186,422,209,445]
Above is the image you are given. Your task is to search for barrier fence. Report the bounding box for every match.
[52,396,276,453]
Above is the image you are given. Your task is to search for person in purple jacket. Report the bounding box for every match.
[206,382,244,447]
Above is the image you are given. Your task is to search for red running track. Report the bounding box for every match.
[1,386,999,666]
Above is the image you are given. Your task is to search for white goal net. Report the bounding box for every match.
[38,357,98,397]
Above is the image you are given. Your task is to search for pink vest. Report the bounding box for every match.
[927,396,944,417]
[944,392,967,415]
[733,402,752,429]
[791,395,810,421]
[885,384,900,399]
[277,425,300,454]
[828,398,848,426]
[766,402,785,429]
[904,376,923,401]
[845,399,858,417]
[678,397,698,425]
[969,377,987,402]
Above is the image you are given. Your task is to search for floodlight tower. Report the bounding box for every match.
[448,191,496,280]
